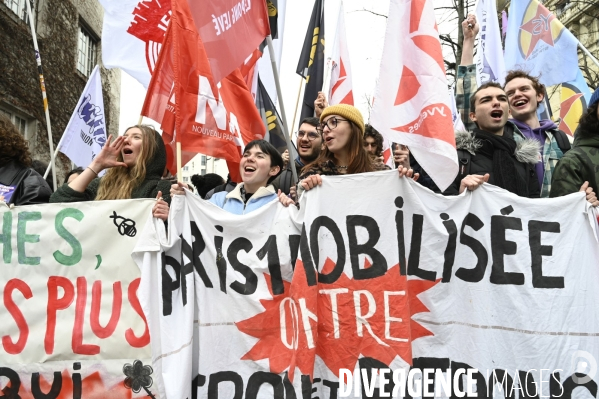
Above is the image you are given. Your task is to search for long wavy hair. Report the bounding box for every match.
[0,114,32,167]
[303,120,373,175]
[95,125,158,200]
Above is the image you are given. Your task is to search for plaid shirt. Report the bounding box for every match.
[455,64,566,198]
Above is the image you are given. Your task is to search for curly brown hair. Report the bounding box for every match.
[0,114,32,167]
[504,70,545,99]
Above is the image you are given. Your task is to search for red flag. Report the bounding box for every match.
[171,0,265,180]
[187,0,270,84]
[370,0,457,191]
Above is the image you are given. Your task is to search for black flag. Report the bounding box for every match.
[266,0,279,39]
[257,77,297,159]
[296,0,325,122]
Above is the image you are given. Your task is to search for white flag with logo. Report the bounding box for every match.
[474,0,506,85]
[99,0,171,87]
[328,2,354,106]
[57,66,107,173]
[370,0,457,192]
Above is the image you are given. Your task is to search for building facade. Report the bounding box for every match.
[1,0,120,186]
[180,154,229,186]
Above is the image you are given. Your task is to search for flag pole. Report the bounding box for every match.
[176,141,182,182]
[266,35,298,183]
[290,77,303,137]
[138,115,143,125]
[25,0,57,191]
[578,42,599,69]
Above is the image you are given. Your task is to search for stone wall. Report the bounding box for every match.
[0,0,120,186]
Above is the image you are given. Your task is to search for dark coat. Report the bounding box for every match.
[444,125,541,198]
[0,160,52,205]
[50,131,172,204]
[550,132,599,198]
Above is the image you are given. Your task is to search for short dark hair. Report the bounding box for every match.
[299,117,319,129]
[504,70,544,99]
[244,139,284,170]
[470,82,504,113]
[191,173,225,199]
[64,167,84,185]
[363,124,384,156]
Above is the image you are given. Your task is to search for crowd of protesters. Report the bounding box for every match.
[2,14,599,216]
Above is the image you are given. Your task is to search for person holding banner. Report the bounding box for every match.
[457,15,571,198]
[172,140,284,215]
[0,115,52,205]
[50,125,172,220]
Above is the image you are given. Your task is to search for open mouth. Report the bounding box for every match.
[513,99,528,108]
[123,148,133,155]
[244,166,256,173]
[490,110,503,120]
[325,136,334,143]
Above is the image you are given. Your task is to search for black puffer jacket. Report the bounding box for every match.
[444,124,541,198]
[0,160,52,205]
[50,131,172,204]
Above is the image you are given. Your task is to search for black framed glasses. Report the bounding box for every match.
[317,117,350,133]
[296,130,321,141]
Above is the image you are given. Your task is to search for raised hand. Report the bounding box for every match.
[91,135,128,172]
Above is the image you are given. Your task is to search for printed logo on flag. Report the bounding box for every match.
[77,94,107,160]
[127,0,172,75]
[559,82,588,136]
[518,1,565,59]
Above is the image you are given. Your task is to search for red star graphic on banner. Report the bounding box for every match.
[236,259,439,382]
[519,5,557,59]
[235,274,294,377]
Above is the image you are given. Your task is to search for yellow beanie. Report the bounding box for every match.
[320,104,365,135]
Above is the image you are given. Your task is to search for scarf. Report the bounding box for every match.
[473,127,529,196]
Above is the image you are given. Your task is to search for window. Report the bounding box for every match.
[183,166,189,171]
[201,155,206,166]
[4,0,31,23]
[77,25,97,77]
[0,106,32,138]
[183,176,189,182]
[201,169,206,176]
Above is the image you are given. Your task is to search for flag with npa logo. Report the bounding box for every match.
[504,0,579,86]
[328,2,353,106]
[186,0,270,85]
[559,69,592,136]
[370,0,457,192]
[57,65,107,174]
[135,171,599,398]
[99,0,171,87]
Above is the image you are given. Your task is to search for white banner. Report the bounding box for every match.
[0,200,157,398]
[57,66,107,171]
[135,171,599,398]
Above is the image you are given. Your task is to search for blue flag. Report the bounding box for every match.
[504,0,578,86]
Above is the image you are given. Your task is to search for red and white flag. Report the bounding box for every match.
[328,2,353,106]
[99,0,171,87]
[187,0,270,84]
[172,0,264,180]
[370,0,457,191]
